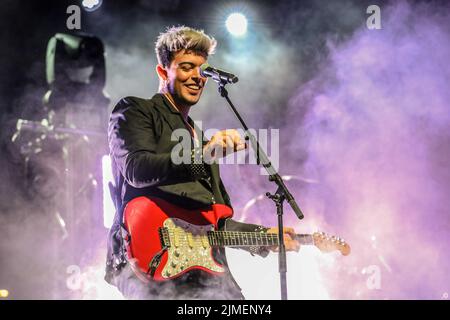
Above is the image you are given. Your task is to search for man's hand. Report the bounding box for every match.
[203,129,247,162]
[267,227,301,252]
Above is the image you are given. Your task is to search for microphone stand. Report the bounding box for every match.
[215,81,304,300]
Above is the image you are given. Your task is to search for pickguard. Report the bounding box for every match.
[161,218,225,278]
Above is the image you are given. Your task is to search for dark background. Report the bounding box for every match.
[1,0,449,300]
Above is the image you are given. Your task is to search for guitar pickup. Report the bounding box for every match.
[158,227,171,248]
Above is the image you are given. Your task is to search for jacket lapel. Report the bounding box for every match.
[150,93,187,133]
[150,93,220,188]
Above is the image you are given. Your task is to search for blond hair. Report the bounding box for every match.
[155,26,217,67]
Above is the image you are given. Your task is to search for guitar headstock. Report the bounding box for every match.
[312,232,351,256]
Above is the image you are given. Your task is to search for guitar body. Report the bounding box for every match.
[123,196,351,283]
[123,196,233,282]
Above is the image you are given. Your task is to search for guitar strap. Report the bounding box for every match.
[147,245,168,278]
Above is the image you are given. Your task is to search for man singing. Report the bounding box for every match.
[105,26,300,299]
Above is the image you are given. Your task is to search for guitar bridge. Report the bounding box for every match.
[158,227,171,248]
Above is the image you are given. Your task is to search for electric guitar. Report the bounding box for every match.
[123,196,351,282]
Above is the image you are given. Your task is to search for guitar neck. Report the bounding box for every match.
[207,231,314,247]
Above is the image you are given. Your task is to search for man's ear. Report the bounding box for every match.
[156,64,168,81]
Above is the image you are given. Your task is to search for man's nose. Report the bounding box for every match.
[193,67,206,81]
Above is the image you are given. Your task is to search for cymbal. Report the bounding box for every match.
[239,175,319,223]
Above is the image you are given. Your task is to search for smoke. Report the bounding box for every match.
[2,0,450,300]
[0,0,112,298]
[220,0,450,300]
[276,0,450,299]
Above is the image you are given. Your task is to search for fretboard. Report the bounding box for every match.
[207,231,314,247]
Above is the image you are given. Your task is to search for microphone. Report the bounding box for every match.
[200,63,239,84]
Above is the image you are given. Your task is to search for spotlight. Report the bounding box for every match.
[0,289,9,298]
[226,13,248,37]
[81,0,102,12]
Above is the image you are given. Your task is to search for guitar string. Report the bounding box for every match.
[163,230,315,246]
[160,229,343,252]
[168,229,313,238]
[164,234,279,246]
[164,230,314,240]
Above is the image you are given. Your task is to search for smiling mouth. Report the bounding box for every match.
[185,84,202,91]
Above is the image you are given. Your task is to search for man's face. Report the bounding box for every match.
[166,49,207,107]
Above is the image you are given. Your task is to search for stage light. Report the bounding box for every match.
[45,33,107,101]
[226,13,248,37]
[81,0,102,12]
[0,289,9,298]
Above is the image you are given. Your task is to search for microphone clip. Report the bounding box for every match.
[200,63,239,85]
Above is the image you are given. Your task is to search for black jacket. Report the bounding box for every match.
[105,93,268,292]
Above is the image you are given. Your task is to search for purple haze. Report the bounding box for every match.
[277,1,450,299]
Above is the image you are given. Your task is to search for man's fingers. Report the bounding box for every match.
[224,135,234,151]
[235,142,246,151]
[226,130,243,149]
[284,238,301,252]
[265,227,300,252]
[270,241,300,252]
[284,227,295,235]
[231,130,242,145]
[211,129,246,155]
